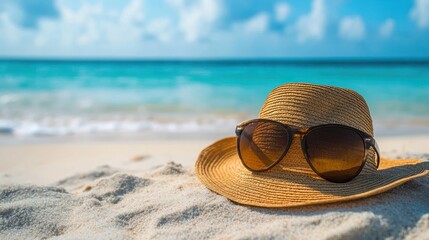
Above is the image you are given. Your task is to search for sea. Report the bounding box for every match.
[0,59,428,139]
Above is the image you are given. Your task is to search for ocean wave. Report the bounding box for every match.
[0,118,238,137]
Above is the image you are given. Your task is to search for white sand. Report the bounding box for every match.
[0,140,210,185]
[0,135,428,239]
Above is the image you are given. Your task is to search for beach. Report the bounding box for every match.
[0,133,428,239]
[2,0,429,237]
[1,60,429,239]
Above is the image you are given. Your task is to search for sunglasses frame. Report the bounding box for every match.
[235,119,381,183]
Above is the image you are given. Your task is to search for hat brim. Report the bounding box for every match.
[195,137,429,208]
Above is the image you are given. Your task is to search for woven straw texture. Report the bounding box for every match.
[259,83,373,135]
[195,83,429,207]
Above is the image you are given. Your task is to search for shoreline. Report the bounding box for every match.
[0,130,231,146]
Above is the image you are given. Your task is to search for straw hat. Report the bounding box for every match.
[195,83,429,208]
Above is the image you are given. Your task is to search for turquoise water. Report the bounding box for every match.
[0,60,428,136]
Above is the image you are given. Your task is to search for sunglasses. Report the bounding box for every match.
[235,119,381,183]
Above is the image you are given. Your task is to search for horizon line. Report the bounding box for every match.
[1,57,429,65]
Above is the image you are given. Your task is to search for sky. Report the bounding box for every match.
[0,0,429,58]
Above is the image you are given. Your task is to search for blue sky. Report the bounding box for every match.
[0,0,429,58]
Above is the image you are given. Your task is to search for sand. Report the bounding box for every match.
[0,135,428,239]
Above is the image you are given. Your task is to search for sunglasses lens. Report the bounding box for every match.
[238,120,290,171]
[304,126,365,182]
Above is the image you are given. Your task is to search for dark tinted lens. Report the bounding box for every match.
[238,120,290,171]
[304,126,365,182]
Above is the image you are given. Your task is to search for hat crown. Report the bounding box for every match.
[259,83,373,135]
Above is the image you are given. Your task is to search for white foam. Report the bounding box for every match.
[0,117,238,137]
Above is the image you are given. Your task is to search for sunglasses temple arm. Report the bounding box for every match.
[372,138,381,169]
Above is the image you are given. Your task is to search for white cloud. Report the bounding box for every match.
[2,0,221,55]
[338,16,365,41]
[38,0,149,47]
[168,0,221,42]
[379,19,395,38]
[3,0,174,51]
[293,0,326,43]
[235,12,269,33]
[410,0,429,28]
[121,0,145,25]
[274,2,291,22]
[2,0,428,58]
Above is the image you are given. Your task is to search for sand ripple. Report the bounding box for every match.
[0,162,428,239]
